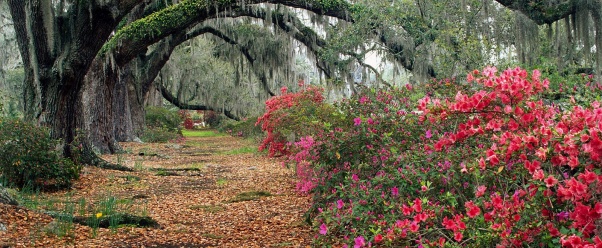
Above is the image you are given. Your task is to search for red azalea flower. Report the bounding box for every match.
[544,175,558,187]
[454,232,463,242]
[465,201,481,218]
[374,234,383,244]
[413,198,422,213]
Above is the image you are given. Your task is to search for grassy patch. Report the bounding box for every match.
[185,162,205,170]
[14,192,154,238]
[119,175,141,182]
[188,204,225,213]
[216,178,228,186]
[221,146,257,155]
[201,233,224,239]
[182,130,225,138]
[226,191,271,203]
[272,242,294,247]
[155,170,178,176]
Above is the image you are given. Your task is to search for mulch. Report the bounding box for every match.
[0,133,313,247]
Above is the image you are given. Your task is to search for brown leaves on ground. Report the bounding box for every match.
[0,131,313,247]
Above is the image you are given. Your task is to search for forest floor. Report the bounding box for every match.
[0,130,313,247]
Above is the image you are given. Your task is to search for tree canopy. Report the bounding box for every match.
[1,0,600,161]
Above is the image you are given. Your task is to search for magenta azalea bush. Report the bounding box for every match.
[257,67,602,247]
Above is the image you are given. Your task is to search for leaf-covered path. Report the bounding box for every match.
[0,130,313,247]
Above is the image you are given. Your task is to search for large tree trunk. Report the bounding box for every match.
[113,63,139,142]
[82,57,121,153]
[8,0,140,164]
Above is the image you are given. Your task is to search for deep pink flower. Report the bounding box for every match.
[409,221,419,232]
[359,96,368,104]
[425,129,432,139]
[475,185,487,197]
[354,117,362,126]
[354,236,366,248]
[391,186,399,197]
[319,223,327,235]
[337,199,344,209]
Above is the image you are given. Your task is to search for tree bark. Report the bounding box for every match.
[7,0,141,165]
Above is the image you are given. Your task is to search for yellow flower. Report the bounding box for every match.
[96,212,102,218]
[335,152,341,160]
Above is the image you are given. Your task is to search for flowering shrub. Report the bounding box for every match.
[255,86,333,157]
[179,110,195,130]
[417,67,602,246]
[259,67,602,247]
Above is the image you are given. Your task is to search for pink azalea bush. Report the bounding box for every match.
[258,67,602,247]
[256,86,332,157]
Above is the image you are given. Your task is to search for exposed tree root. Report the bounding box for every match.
[81,149,133,172]
[43,211,160,229]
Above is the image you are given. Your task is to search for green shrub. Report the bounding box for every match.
[204,111,222,127]
[145,107,182,132]
[140,127,181,143]
[218,117,264,140]
[0,119,82,189]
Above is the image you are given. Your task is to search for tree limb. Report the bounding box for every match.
[159,83,241,121]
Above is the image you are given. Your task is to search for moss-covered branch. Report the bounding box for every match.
[494,0,576,25]
[102,0,354,66]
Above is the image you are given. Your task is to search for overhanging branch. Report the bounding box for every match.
[159,83,241,121]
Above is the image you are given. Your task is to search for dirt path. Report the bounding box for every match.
[0,131,312,247]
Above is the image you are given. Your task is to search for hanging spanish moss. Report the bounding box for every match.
[514,12,540,66]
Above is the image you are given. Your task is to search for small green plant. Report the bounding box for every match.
[47,200,76,238]
[78,197,87,216]
[216,178,228,187]
[133,159,144,171]
[116,153,125,165]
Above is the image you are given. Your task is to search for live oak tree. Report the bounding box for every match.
[6,0,354,166]
[6,0,600,166]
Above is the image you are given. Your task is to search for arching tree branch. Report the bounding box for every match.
[158,83,241,121]
[494,0,576,25]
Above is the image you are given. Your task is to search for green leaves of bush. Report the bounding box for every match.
[0,119,81,190]
[145,107,182,132]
